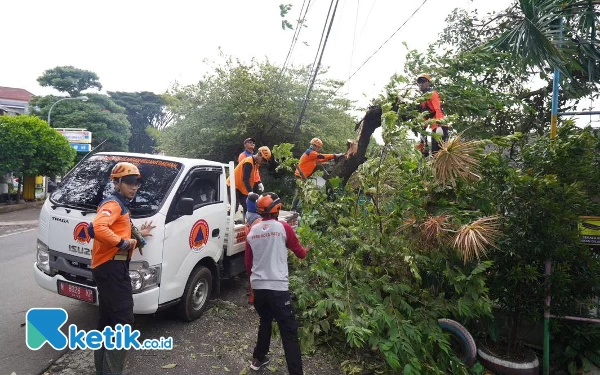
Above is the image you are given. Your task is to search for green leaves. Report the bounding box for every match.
[0,115,76,178]
[37,66,102,97]
[156,58,355,163]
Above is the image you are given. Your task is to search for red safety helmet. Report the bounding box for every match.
[256,192,282,215]
[110,162,140,180]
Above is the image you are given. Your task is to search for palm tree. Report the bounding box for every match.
[490,0,600,84]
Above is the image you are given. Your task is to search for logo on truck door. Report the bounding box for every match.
[73,222,91,244]
[189,219,209,252]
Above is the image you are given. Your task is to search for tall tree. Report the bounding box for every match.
[30,94,131,152]
[156,57,356,162]
[31,66,132,153]
[108,91,173,153]
[37,66,103,97]
[0,116,76,179]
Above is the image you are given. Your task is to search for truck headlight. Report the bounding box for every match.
[129,261,161,293]
[36,240,50,274]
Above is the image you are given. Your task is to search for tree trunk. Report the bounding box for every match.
[329,105,382,183]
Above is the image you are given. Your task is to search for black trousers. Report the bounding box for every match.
[236,190,248,217]
[92,260,134,375]
[253,289,303,375]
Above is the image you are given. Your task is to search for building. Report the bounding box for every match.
[0,86,34,115]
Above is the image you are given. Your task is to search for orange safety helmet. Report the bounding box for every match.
[256,192,282,215]
[110,162,141,179]
[310,137,323,148]
[417,73,432,83]
[257,146,272,161]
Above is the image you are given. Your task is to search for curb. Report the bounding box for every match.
[0,200,44,215]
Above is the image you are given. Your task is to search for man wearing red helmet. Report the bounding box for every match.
[245,192,309,374]
[89,161,155,375]
[416,73,447,155]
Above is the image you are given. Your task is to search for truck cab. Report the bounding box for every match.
[34,152,298,321]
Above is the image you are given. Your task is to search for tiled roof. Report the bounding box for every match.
[0,86,34,101]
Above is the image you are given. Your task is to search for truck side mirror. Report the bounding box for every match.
[47,182,57,193]
[177,197,194,216]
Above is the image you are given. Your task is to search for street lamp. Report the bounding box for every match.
[47,95,88,126]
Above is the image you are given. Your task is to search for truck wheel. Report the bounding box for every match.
[178,266,212,322]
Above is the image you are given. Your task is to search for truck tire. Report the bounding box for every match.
[438,318,477,367]
[178,266,212,322]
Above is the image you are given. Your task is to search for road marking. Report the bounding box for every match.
[0,228,36,238]
[0,220,39,226]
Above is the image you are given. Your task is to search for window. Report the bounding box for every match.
[180,172,220,210]
[50,155,183,218]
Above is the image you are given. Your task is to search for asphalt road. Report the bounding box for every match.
[0,207,97,375]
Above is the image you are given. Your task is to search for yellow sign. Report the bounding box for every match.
[579,216,600,245]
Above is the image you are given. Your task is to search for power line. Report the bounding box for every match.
[307,0,336,81]
[279,0,311,84]
[294,0,341,133]
[335,0,429,94]
[349,0,361,94]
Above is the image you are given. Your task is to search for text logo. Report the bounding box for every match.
[73,222,91,244]
[26,308,172,350]
[189,219,209,252]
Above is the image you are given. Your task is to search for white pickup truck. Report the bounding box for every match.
[34,152,298,321]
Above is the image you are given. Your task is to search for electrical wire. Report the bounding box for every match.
[279,0,311,84]
[334,0,429,94]
[294,0,341,133]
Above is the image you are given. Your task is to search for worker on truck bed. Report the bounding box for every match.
[416,73,447,156]
[89,162,155,375]
[227,146,271,217]
[245,192,310,374]
[292,137,344,211]
[238,137,263,192]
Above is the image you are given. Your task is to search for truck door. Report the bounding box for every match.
[159,167,227,304]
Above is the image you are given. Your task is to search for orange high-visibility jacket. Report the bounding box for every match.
[238,151,260,183]
[419,90,445,131]
[227,156,259,195]
[91,195,134,269]
[295,149,335,179]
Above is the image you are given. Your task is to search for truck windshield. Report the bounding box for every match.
[50,155,183,217]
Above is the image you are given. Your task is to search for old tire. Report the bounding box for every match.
[477,344,539,375]
[178,266,212,322]
[438,318,477,367]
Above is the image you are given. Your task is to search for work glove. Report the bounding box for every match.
[118,239,137,251]
[334,153,345,161]
[258,182,264,192]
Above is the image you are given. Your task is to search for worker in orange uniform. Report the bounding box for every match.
[89,162,155,375]
[416,73,447,156]
[228,146,272,217]
[292,137,344,211]
[238,137,263,192]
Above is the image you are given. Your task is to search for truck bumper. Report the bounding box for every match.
[33,263,160,314]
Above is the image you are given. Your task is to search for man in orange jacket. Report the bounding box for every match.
[292,138,344,211]
[228,146,271,217]
[90,162,155,375]
[416,73,447,156]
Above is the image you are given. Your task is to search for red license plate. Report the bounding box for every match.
[57,280,96,303]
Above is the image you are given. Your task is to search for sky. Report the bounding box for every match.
[2,0,516,111]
